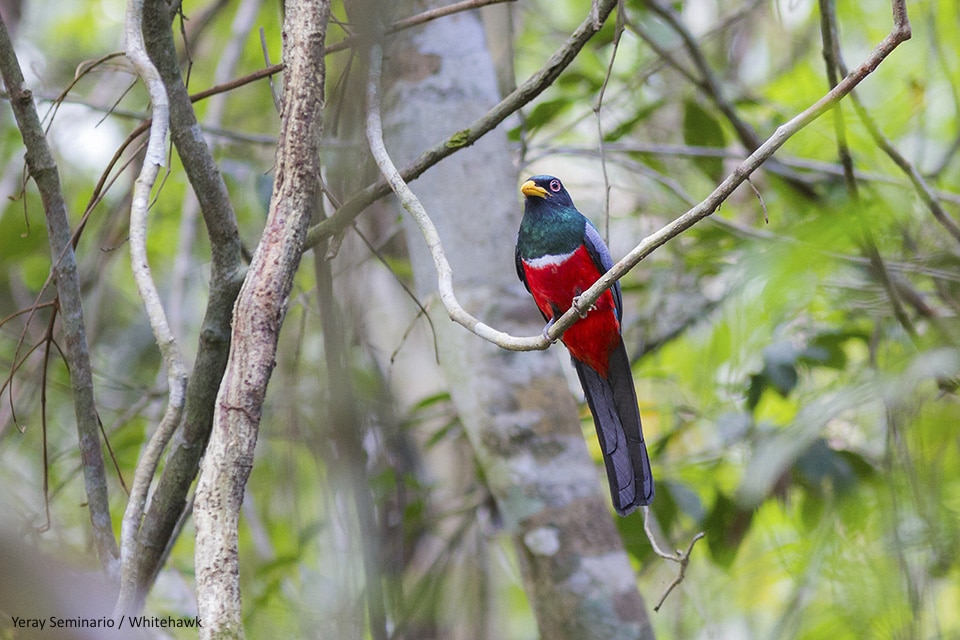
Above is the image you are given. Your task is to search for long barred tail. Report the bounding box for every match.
[574,341,654,515]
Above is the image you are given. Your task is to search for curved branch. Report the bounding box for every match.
[365,40,538,350]
[116,0,188,615]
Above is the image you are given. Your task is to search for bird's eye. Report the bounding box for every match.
[549,179,562,192]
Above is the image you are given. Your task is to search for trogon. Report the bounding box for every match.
[515,175,654,515]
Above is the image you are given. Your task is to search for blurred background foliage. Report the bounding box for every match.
[1,0,958,638]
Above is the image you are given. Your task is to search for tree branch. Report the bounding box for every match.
[641,506,705,611]
[634,0,819,196]
[818,0,858,195]
[116,0,188,614]
[843,73,960,246]
[365,39,536,350]
[0,11,118,575]
[540,141,960,208]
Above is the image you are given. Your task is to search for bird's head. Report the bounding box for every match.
[520,175,576,209]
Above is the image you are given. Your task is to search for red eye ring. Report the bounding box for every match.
[549,179,562,192]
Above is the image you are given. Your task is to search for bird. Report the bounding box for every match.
[515,175,654,515]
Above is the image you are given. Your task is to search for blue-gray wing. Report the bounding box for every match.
[515,241,530,292]
[582,221,623,322]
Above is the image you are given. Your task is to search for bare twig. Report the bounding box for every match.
[258,26,281,113]
[747,177,768,224]
[641,506,704,611]
[38,51,127,134]
[38,305,58,533]
[659,539,703,610]
[818,0,858,196]
[848,87,960,245]
[1,304,54,430]
[594,0,625,242]
[350,225,442,365]
[389,0,515,36]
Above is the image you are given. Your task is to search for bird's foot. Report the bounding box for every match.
[541,317,557,342]
[572,295,594,319]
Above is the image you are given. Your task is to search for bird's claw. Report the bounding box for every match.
[541,317,557,342]
[572,295,594,319]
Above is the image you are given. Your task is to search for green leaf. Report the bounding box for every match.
[525,98,571,131]
[747,341,800,409]
[703,492,754,568]
[795,438,857,494]
[682,98,726,182]
[798,329,867,370]
[747,373,765,410]
[762,341,799,397]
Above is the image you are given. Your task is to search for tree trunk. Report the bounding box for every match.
[193,0,330,637]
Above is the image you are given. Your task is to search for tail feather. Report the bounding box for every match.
[574,341,654,515]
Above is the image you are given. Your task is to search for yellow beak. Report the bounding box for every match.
[521,180,548,198]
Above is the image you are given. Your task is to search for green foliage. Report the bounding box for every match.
[682,98,726,182]
[2,0,960,637]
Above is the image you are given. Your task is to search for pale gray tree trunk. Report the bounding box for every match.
[374,4,656,639]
